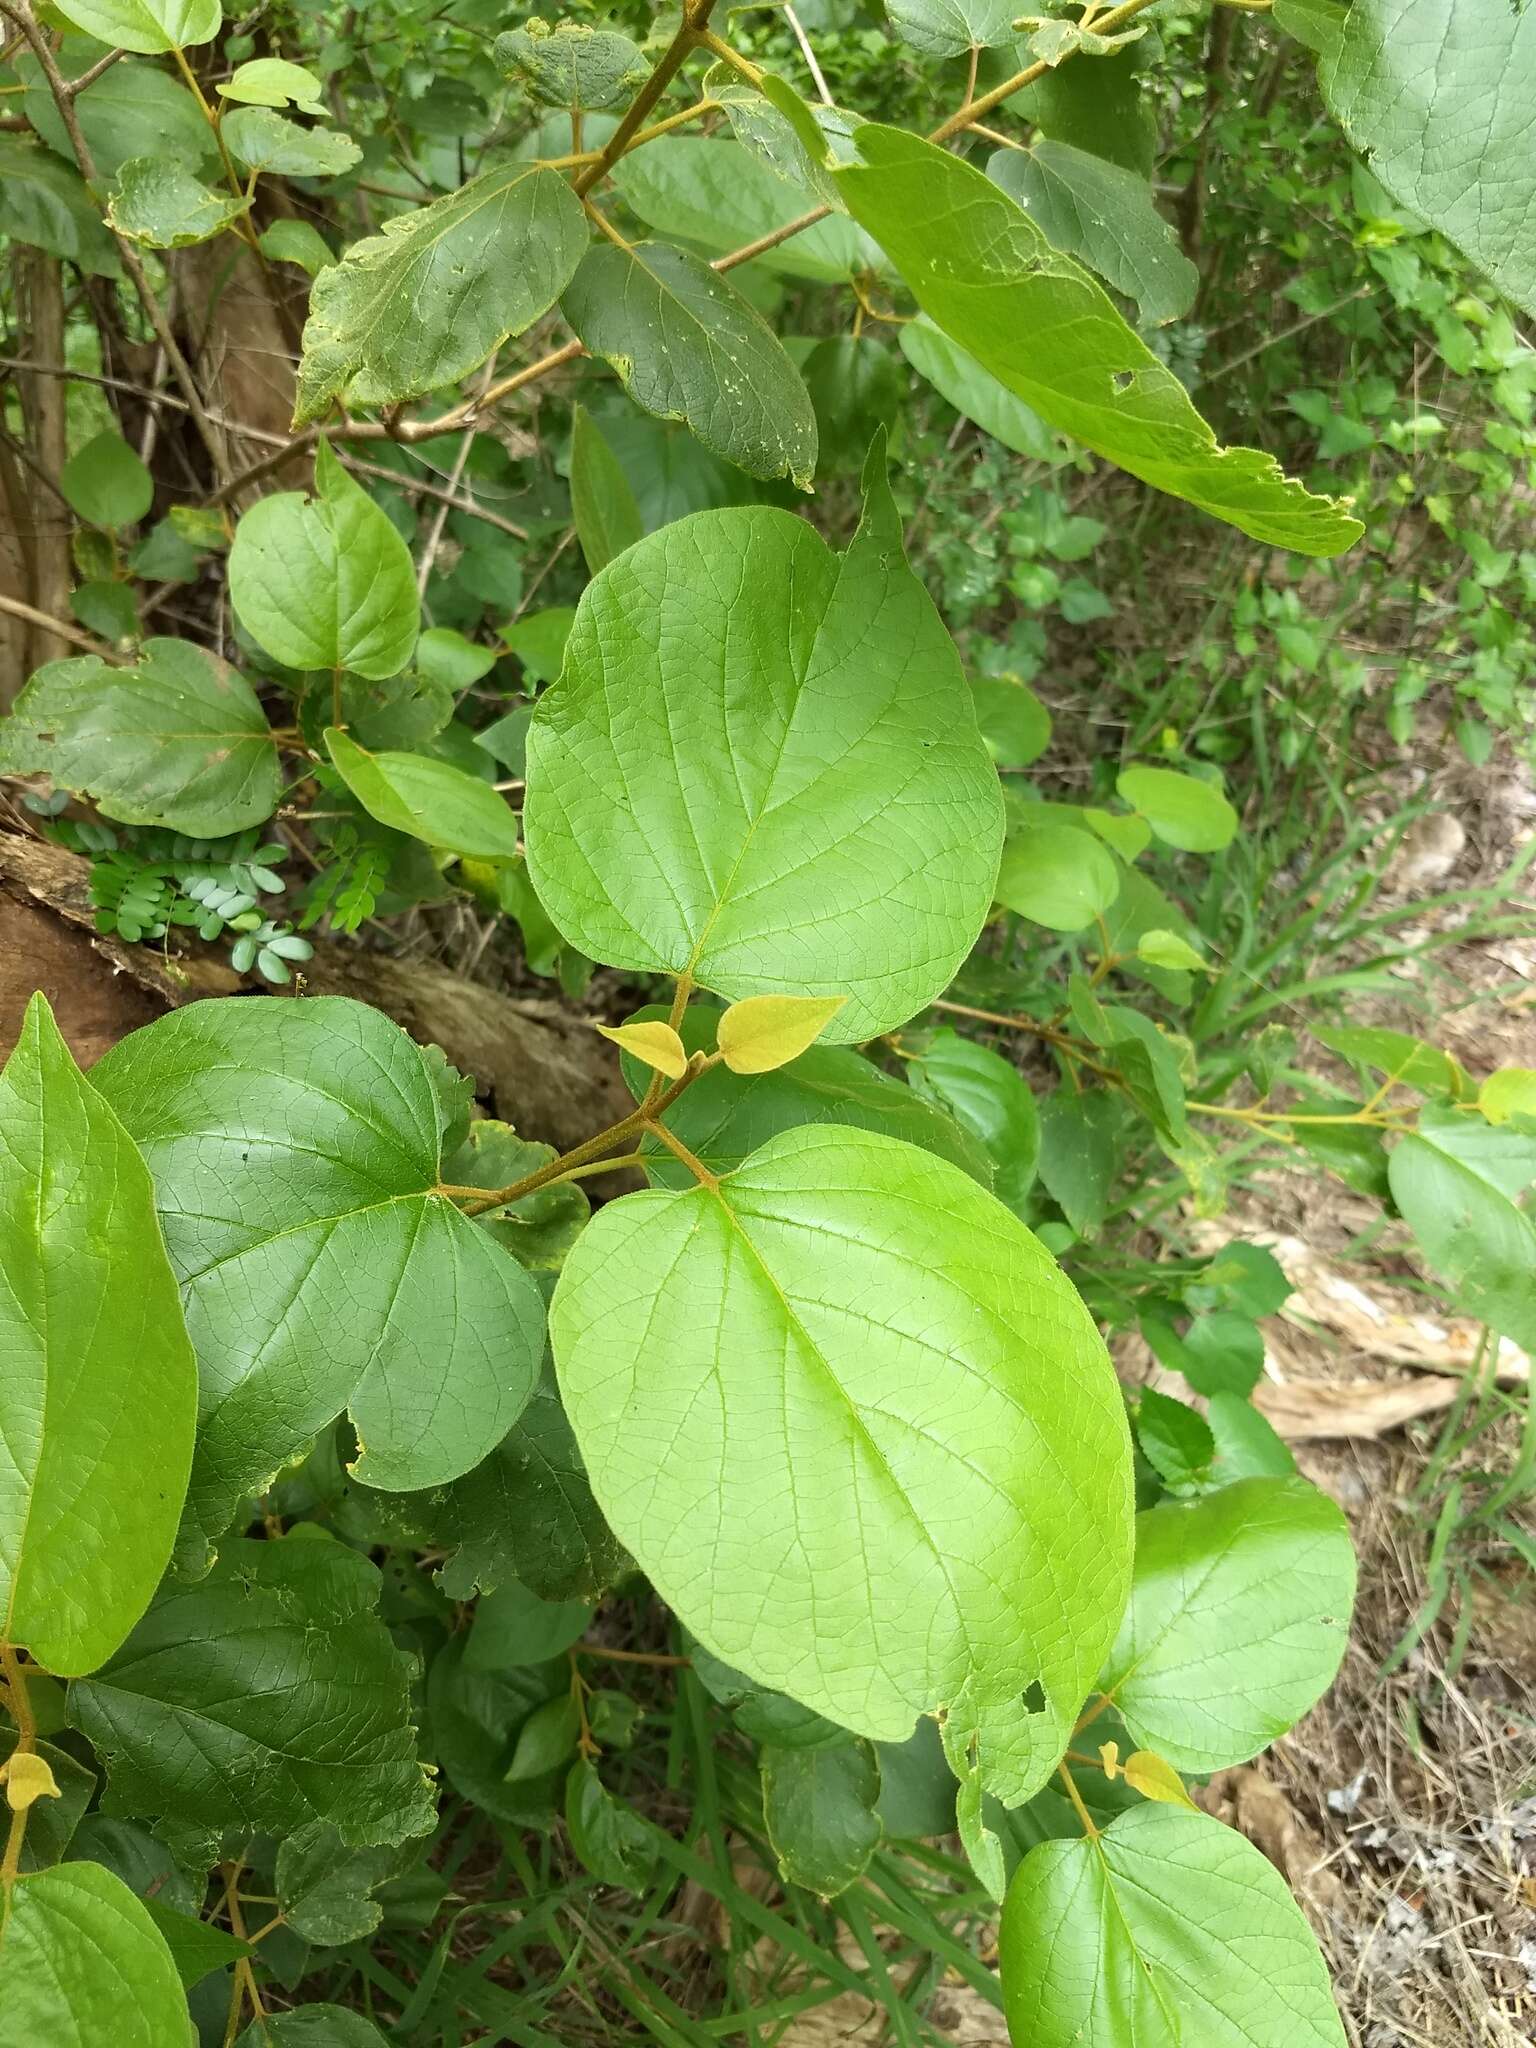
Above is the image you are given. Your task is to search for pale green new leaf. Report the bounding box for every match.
[0,997,196,1676]
[899,317,1058,459]
[524,448,1005,1041]
[1001,1803,1346,2047]
[218,57,324,108]
[229,440,418,679]
[762,1738,883,1897]
[990,142,1197,327]
[0,641,279,836]
[570,403,643,575]
[51,0,218,54]
[887,0,1016,59]
[91,997,545,1543]
[1322,0,1536,318]
[1096,1478,1355,1772]
[294,163,588,423]
[562,243,817,489]
[0,137,120,276]
[0,1861,188,2047]
[70,1539,437,1846]
[325,729,521,861]
[551,1124,1133,1803]
[996,819,1120,931]
[106,155,250,248]
[613,138,887,286]
[837,127,1362,554]
[1117,764,1238,851]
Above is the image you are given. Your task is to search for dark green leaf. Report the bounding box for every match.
[221,107,361,177]
[909,1029,1038,1212]
[60,430,152,528]
[887,0,1016,58]
[294,164,588,422]
[275,1823,420,1946]
[139,1896,250,1988]
[71,1538,436,1846]
[106,155,249,245]
[565,1760,658,1890]
[762,1738,883,1897]
[562,242,817,489]
[570,403,644,575]
[0,137,120,275]
[989,142,1197,326]
[495,22,647,108]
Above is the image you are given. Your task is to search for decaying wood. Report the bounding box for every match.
[0,828,636,1158]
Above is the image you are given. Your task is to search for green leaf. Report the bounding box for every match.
[429,1376,627,1605]
[622,1008,994,1188]
[238,2006,388,2046]
[802,335,903,474]
[494,22,648,108]
[1312,1025,1468,1100]
[0,1861,189,2044]
[466,1579,591,1670]
[19,45,212,179]
[259,218,335,275]
[762,1738,883,1897]
[325,729,520,861]
[59,429,152,529]
[900,317,1057,459]
[0,137,120,276]
[294,163,588,424]
[70,1538,436,1846]
[570,403,644,575]
[1096,1477,1354,1772]
[886,0,1016,58]
[440,1123,592,1283]
[971,672,1052,766]
[524,446,1004,1041]
[1001,1803,1346,2047]
[1207,1391,1297,1485]
[276,1823,418,1946]
[91,996,546,1543]
[1137,927,1206,973]
[551,1123,1132,1804]
[221,107,361,177]
[51,0,218,54]
[1143,1310,1264,1398]
[613,138,886,286]
[1322,0,1536,318]
[1117,764,1237,852]
[562,242,817,490]
[139,1895,250,1987]
[989,142,1197,326]
[1011,44,1155,175]
[909,1028,1038,1213]
[1134,1388,1215,1494]
[1389,1132,1536,1352]
[229,441,418,679]
[0,997,195,1676]
[1480,1068,1536,1127]
[996,819,1120,931]
[1273,0,1345,59]
[1036,1090,1123,1237]
[565,1760,658,1890]
[837,128,1361,556]
[425,1631,566,1825]
[0,640,279,836]
[106,154,250,246]
[217,57,324,108]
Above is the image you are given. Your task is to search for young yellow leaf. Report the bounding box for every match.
[1123,1750,1197,1809]
[717,994,847,1075]
[2,1750,62,1810]
[597,1019,688,1080]
[1098,1739,1121,1781]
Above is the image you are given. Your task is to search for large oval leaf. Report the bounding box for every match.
[0,1861,188,2046]
[836,127,1361,556]
[325,727,521,860]
[91,997,545,1545]
[550,1123,1132,1802]
[0,640,279,836]
[0,997,196,1675]
[1001,1803,1346,2046]
[1095,1477,1355,1772]
[524,447,1005,1040]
